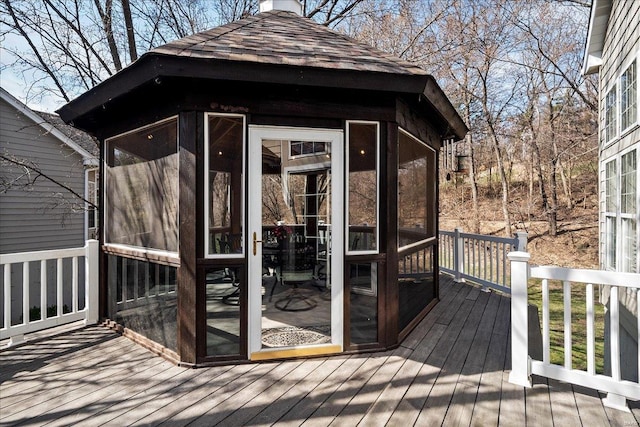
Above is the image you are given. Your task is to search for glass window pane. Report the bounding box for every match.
[621,61,637,131]
[348,123,378,252]
[398,130,436,248]
[606,216,617,271]
[260,139,332,348]
[349,262,378,344]
[621,218,637,273]
[606,160,617,213]
[207,115,244,256]
[206,266,242,356]
[105,118,178,253]
[605,86,617,143]
[621,151,636,214]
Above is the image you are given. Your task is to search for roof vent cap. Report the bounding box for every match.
[259,0,303,15]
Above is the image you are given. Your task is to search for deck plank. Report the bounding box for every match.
[157,362,281,427]
[470,292,509,427]
[248,356,348,426]
[572,385,616,427]
[171,361,302,426]
[0,333,138,408]
[387,287,480,426]
[300,353,390,427]
[212,358,324,426]
[329,346,413,426]
[443,290,501,427]
[357,323,448,426]
[415,290,491,426]
[274,355,367,426]
[0,275,631,427]
[524,377,554,426]
[547,379,583,427]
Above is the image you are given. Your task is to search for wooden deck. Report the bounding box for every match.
[1,275,639,426]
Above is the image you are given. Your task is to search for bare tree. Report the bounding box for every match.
[1,0,366,106]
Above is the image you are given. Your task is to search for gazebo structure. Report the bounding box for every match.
[58,0,467,366]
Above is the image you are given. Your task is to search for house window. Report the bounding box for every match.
[205,114,245,257]
[621,60,637,132]
[605,151,639,273]
[290,141,326,157]
[346,121,379,253]
[104,117,179,255]
[605,160,617,270]
[87,168,98,232]
[621,150,637,273]
[605,85,617,143]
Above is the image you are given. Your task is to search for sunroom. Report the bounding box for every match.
[58,0,467,366]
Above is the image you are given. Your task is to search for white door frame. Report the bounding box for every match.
[247,125,344,359]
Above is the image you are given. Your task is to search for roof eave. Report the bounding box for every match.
[1,87,96,161]
[421,77,468,141]
[58,54,467,141]
[58,54,429,125]
[582,0,612,76]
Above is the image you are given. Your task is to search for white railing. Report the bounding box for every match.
[508,251,640,412]
[439,228,527,293]
[1,240,99,347]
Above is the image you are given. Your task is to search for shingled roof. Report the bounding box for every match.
[150,10,427,76]
[58,9,467,140]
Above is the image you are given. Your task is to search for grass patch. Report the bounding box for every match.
[528,279,606,373]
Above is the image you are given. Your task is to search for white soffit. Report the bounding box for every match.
[583,0,612,75]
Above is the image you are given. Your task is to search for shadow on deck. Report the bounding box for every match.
[1,275,638,426]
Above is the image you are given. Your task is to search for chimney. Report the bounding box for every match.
[259,0,303,15]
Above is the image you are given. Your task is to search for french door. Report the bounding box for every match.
[247,126,344,359]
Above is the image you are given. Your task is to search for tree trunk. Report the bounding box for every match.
[93,0,122,71]
[488,125,511,236]
[558,159,573,208]
[121,0,137,62]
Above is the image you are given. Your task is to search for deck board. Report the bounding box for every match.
[0,275,634,427]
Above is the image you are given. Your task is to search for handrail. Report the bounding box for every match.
[509,251,640,412]
[1,240,99,346]
[398,236,436,258]
[438,228,527,293]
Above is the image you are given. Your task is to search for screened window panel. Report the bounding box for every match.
[105,118,178,253]
[108,255,177,351]
[348,122,378,252]
[621,60,637,132]
[398,130,436,248]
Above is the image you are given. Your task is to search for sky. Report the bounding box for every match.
[1,31,64,114]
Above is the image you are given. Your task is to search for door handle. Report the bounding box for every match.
[253,232,262,256]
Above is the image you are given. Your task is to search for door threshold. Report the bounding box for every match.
[250,344,342,361]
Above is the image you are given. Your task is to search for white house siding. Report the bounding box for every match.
[0,98,86,254]
[597,0,640,381]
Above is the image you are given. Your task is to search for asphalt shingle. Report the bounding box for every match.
[149,10,427,77]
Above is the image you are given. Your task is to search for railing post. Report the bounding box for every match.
[453,227,465,283]
[84,239,99,325]
[514,232,528,252]
[508,251,532,388]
